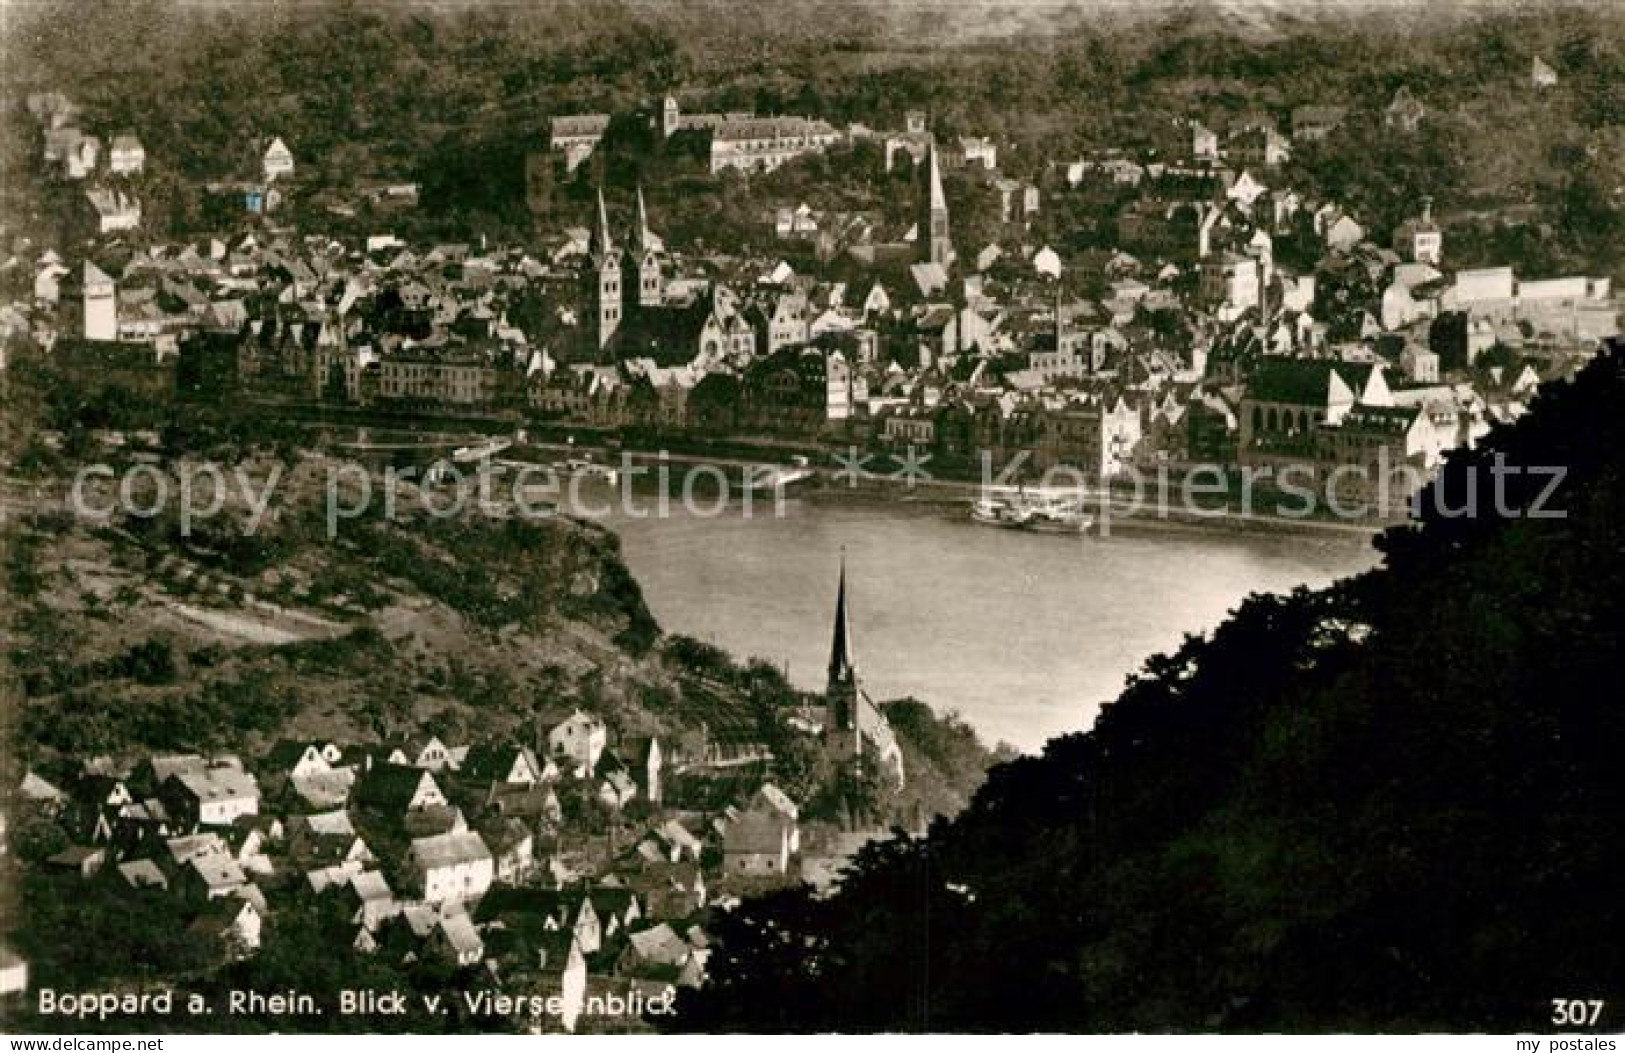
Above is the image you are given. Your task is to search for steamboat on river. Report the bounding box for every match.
[971,489,1095,534]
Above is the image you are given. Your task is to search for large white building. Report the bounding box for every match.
[706,116,840,174]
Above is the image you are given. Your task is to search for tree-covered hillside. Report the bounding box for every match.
[672,339,1625,1032]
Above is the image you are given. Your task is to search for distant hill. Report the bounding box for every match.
[6,0,1621,279]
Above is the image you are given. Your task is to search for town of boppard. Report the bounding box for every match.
[2,0,1623,1040]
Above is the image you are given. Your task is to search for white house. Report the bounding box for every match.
[163,766,260,827]
[862,282,891,317]
[406,831,493,905]
[1325,214,1365,252]
[956,136,998,170]
[191,896,262,958]
[559,938,588,1032]
[186,852,248,900]
[1532,56,1558,89]
[723,784,801,875]
[1192,121,1220,162]
[109,134,146,175]
[386,735,456,772]
[65,135,100,179]
[345,871,397,931]
[1200,253,1261,320]
[549,710,607,776]
[1393,199,1443,266]
[1226,170,1268,210]
[262,137,295,181]
[0,946,27,996]
[85,188,140,234]
[1032,246,1062,280]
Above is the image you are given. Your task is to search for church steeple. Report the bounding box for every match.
[592,186,615,261]
[626,183,664,309]
[826,553,858,733]
[591,186,623,350]
[632,184,652,254]
[920,140,952,267]
[828,555,855,688]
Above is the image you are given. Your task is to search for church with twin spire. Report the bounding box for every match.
[584,185,756,367]
[588,185,664,351]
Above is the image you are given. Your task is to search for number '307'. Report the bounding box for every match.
[1552,999,1604,1027]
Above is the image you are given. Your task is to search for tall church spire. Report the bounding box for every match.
[920,140,952,267]
[626,183,664,309]
[827,552,856,692]
[823,551,905,783]
[927,141,947,213]
[590,187,623,350]
[593,186,615,260]
[632,184,651,254]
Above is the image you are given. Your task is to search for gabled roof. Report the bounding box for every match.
[724,810,790,855]
[627,923,689,967]
[436,912,483,956]
[19,770,67,802]
[189,851,246,890]
[169,766,258,804]
[356,763,438,810]
[301,809,355,838]
[349,870,392,903]
[118,859,168,888]
[461,744,541,784]
[409,830,490,871]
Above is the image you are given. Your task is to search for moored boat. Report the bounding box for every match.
[971,492,1092,533]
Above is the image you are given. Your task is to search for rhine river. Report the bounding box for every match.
[594,494,1380,752]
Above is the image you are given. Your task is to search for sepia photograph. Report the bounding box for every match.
[0,0,1622,1039]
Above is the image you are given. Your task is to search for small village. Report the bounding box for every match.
[2,692,892,1029]
[0,503,903,1032]
[7,724,744,1030]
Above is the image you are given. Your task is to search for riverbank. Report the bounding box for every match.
[574,445,1395,540]
[254,403,1399,540]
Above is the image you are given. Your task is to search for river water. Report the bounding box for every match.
[593,493,1380,752]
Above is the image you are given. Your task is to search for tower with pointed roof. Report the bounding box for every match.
[624,185,664,309]
[823,554,905,782]
[920,141,952,267]
[826,554,858,739]
[591,188,623,349]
